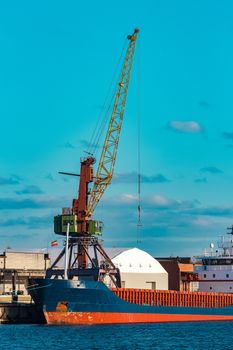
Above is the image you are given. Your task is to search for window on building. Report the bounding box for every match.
[210,286,212,290]
[204,274,206,278]
[230,287,232,290]
[213,274,215,278]
[203,258,233,265]
[226,260,233,265]
[146,281,156,290]
[226,274,229,278]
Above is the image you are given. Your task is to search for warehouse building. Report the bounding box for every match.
[157,257,199,292]
[0,250,50,296]
[112,248,168,290]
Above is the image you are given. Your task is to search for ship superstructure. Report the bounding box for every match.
[196,226,233,293]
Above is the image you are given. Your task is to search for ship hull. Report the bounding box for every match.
[28,279,233,325]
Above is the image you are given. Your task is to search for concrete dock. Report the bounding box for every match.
[0,296,45,324]
[0,303,45,324]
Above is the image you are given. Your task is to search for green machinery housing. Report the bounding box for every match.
[54,214,103,236]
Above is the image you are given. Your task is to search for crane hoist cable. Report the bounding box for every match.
[137,37,142,244]
[87,28,139,217]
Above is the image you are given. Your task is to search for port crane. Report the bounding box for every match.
[46,29,139,287]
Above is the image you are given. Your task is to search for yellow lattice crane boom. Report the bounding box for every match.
[87,28,139,216]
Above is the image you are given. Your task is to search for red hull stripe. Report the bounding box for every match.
[45,312,233,325]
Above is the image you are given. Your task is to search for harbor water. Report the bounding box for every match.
[1,322,233,349]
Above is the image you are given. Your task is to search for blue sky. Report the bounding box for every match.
[1,0,233,256]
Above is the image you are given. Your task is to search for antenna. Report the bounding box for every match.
[58,171,80,177]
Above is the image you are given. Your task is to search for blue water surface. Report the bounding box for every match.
[0,322,232,350]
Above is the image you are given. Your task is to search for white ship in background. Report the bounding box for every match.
[196,226,233,293]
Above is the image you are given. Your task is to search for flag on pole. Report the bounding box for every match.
[51,240,58,247]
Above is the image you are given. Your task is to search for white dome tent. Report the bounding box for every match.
[111,247,168,290]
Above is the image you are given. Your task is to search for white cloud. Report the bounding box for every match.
[122,193,137,201]
[151,195,172,206]
[192,217,211,227]
[168,121,202,133]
